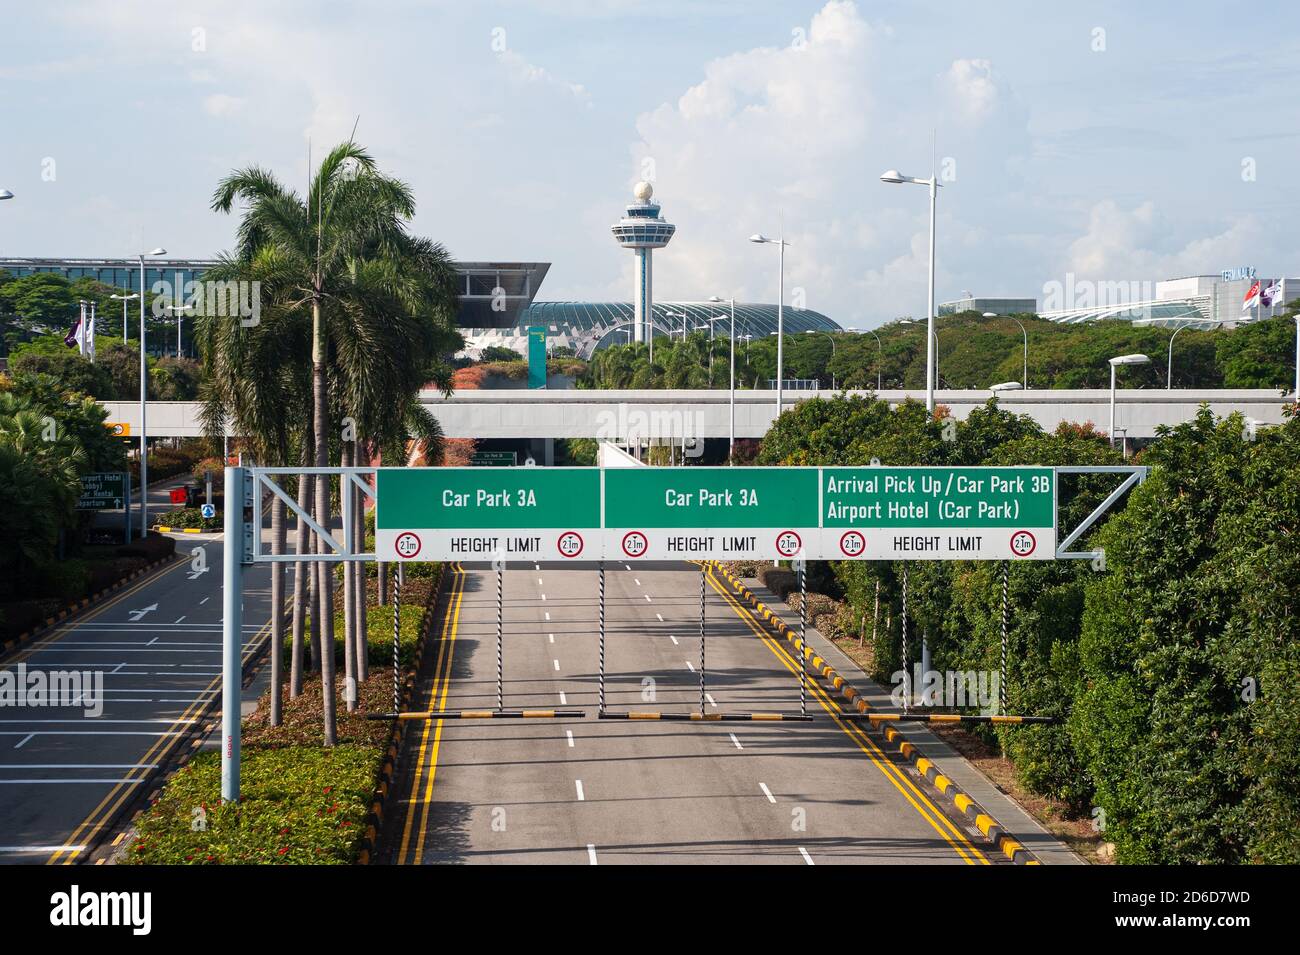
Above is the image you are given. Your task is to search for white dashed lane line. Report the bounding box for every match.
[759,783,776,804]
[799,848,815,865]
[566,730,575,748]
[575,780,585,801]
[729,733,743,750]
[588,844,598,864]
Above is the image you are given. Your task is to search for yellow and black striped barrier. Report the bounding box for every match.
[598,711,814,722]
[365,709,586,721]
[835,713,1057,725]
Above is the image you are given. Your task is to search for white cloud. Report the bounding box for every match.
[496,50,591,105]
[1063,199,1258,281]
[203,93,245,117]
[941,58,1000,125]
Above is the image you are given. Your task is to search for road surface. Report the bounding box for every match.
[383,560,1056,865]
[0,536,270,864]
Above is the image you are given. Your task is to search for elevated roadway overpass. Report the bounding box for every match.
[104,388,1293,441]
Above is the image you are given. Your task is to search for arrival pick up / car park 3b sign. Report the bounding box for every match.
[374,466,1057,562]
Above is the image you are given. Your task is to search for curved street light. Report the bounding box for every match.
[1109,353,1150,455]
[749,232,790,419]
[881,167,941,412]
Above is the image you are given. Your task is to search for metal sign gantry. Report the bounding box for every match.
[221,463,1147,802]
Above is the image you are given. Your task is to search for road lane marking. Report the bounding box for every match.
[669,635,679,645]
[553,660,560,671]
[541,594,546,601]
[1,845,87,854]
[49,601,272,864]
[544,612,550,621]
[559,691,567,705]
[707,568,987,866]
[173,616,186,624]
[199,597,209,605]
[13,735,33,749]
[549,633,555,643]
[401,565,465,865]
[644,595,652,602]
[575,780,585,801]
[686,661,695,672]
[537,578,543,586]
[656,613,664,622]
[587,844,598,864]
[634,578,641,586]
[799,848,814,865]
[566,730,575,747]
[706,693,718,708]
[729,733,743,750]
[759,783,776,803]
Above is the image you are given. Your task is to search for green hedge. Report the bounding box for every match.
[126,747,377,864]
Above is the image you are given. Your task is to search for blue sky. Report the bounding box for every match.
[1,1,1297,327]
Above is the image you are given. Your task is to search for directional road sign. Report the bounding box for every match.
[375,467,601,562]
[371,465,1057,562]
[76,472,128,511]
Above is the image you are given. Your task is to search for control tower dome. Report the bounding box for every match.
[611,181,676,344]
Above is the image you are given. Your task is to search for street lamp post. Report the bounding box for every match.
[1109,353,1150,456]
[111,292,140,341]
[137,248,166,536]
[750,233,789,421]
[664,308,687,342]
[990,381,1022,400]
[164,303,195,358]
[986,312,1028,389]
[881,169,941,412]
[803,330,837,389]
[709,296,736,462]
[864,329,883,391]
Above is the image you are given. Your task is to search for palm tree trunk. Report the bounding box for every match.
[312,296,337,745]
[354,441,369,683]
[340,442,357,712]
[290,464,312,697]
[269,489,286,725]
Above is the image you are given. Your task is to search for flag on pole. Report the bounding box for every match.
[1242,279,1261,312]
[64,317,83,349]
[1260,280,1281,308]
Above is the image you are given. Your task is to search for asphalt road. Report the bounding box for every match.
[0,536,270,864]
[383,560,1048,865]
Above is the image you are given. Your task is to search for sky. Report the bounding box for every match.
[1,0,1297,328]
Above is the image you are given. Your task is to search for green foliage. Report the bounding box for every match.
[1072,408,1300,863]
[125,747,376,864]
[579,312,1294,392]
[479,344,523,362]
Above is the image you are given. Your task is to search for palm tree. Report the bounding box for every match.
[209,142,459,741]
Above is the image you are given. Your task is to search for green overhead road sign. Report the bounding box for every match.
[373,465,1057,562]
[471,450,518,467]
[375,467,601,561]
[604,467,820,560]
[819,466,1056,560]
[76,472,128,511]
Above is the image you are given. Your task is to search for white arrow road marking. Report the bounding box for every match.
[127,604,157,622]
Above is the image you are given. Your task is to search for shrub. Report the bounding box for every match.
[33,558,89,602]
[126,747,376,865]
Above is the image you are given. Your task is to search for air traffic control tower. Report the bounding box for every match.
[611,181,676,344]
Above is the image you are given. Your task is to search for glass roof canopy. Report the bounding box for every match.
[520,300,841,353]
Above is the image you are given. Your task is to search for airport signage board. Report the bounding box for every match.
[374,466,1057,562]
[76,472,128,510]
[818,466,1055,560]
[375,467,600,562]
[603,467,820,561]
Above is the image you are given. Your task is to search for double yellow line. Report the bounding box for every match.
[395,563,465,866]
[705,566,989,865]
[47,559,270,865]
